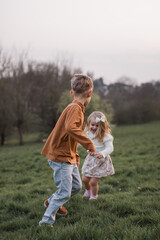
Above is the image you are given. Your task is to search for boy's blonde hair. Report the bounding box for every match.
[71,74,93,97]
[85,111,111,142]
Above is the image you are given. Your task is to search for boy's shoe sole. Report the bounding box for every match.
[44,200,68,216]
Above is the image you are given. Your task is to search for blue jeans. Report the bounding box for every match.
[40,160,82,224]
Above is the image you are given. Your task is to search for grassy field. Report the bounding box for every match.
[0,122,160,240]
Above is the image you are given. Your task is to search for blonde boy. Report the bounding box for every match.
[39,74,96,226]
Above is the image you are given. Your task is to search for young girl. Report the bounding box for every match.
[82,111,115,200]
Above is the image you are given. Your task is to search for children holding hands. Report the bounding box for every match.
[39,73,115,227]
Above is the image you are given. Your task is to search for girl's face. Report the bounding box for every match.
[89,118,99,134]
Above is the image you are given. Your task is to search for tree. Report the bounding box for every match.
[57,90,72,114]
[0,48,13,145]
[30,62,72,132]
[11,57,33,145]
[107,82,135,124]
[85,93,114,122]
[0,78,14,145]
[106,80,160,125]
[0,47,11,79]
[57,91,114,124]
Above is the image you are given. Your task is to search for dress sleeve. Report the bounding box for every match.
[100,135,114,158]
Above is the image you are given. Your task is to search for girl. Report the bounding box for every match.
[82,111,115,200]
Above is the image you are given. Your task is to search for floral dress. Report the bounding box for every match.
[82,131,115,178]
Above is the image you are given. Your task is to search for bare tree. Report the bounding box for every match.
[0,78,14,145]
[11,54,32,145]
[0,48,13,145]
[106,80,160,125]
[0,48,11,78]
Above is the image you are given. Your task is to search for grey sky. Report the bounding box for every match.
[0,0,160,84]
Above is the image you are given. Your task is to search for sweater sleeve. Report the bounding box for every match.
[65,106,96,152]
[100,135,114,158]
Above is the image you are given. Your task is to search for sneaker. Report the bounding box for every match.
[57,206,68,216]
[89,195,98,201]
[44,200,68,216]
[83,189,91,198]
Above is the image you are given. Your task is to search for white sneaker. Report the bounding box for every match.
[83,189,91,198]
[89,195,98,201]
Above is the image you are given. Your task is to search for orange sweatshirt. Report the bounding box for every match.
[41,100,96,164]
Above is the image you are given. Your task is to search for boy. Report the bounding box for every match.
[39,74,96,226]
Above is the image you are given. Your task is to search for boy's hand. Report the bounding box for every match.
[76,161,80,168]
[96,153,103,159]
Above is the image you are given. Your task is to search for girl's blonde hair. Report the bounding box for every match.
[85,111,111,142]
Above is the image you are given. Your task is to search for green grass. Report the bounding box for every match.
[0,122,160,240]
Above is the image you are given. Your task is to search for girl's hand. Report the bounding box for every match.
[89,151,95,156]
[96,153,103,159]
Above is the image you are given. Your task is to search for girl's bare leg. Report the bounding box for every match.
[82,175,91,190]
[90,177,101,196]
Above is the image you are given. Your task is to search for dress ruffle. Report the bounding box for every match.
[82,154,115,178]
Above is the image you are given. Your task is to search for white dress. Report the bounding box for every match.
[82,131,115,178]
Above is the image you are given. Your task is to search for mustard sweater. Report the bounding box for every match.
[41,100,96,164]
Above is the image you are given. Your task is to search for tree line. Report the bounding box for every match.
[0,48,160,145]
[94,77,160,125]
[0,49,113,145]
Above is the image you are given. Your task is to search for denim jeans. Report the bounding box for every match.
[39,159,82,224]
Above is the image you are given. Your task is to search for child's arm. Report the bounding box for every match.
[65,106,96,153]
[97,136,113,159]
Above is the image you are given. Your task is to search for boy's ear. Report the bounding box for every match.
[88,89,92,97]
[70,90,74,98]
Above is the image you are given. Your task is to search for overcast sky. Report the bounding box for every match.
[0,0,160,84]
